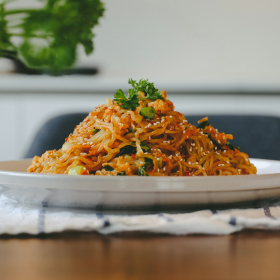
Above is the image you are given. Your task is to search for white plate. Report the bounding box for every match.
[0,159,280,210]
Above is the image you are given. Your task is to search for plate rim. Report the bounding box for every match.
[0,158,280,193]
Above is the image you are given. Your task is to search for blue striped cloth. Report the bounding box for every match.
[1,195,280,235]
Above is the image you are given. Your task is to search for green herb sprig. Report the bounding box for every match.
[113,78,164,110]
[114,89,140,111]
[0,0,104,73]
[128,78,164,101]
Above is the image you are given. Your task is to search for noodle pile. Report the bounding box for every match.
[28,80,257,176]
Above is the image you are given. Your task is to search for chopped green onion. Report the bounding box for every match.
[140,107,156,119]
[138,167,149,176]
[92,128,100,134]
[68,166,86,175]
[124,128,136,135]
[143,158,153,170]
[138,158,153,176]
[225,142,240,151]
[117,171,127,176]
[141,142,150,152]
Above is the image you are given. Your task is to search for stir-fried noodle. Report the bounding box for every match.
[28,79,257,176]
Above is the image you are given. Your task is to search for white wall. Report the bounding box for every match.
[82,0,280,85]
[4,0,280,87]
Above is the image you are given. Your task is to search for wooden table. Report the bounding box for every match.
[1,230,280,280]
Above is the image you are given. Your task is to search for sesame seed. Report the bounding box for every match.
[188,161,191,164]
[218,140,221,144]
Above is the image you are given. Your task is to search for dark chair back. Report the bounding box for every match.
[187,115,280,160]
[25,113,88,159]
[24,114,280,160]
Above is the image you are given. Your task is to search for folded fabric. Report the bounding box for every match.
[1,194,280,235]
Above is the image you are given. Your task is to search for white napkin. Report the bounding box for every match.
[1,194,280,235]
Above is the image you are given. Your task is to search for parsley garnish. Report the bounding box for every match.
[128,78,164,101]
[113,78,164,110]
[113,89,140,110]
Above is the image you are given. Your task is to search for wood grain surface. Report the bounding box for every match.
[1,231,280,280]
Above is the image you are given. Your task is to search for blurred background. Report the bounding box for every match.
[1,0,280,161]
